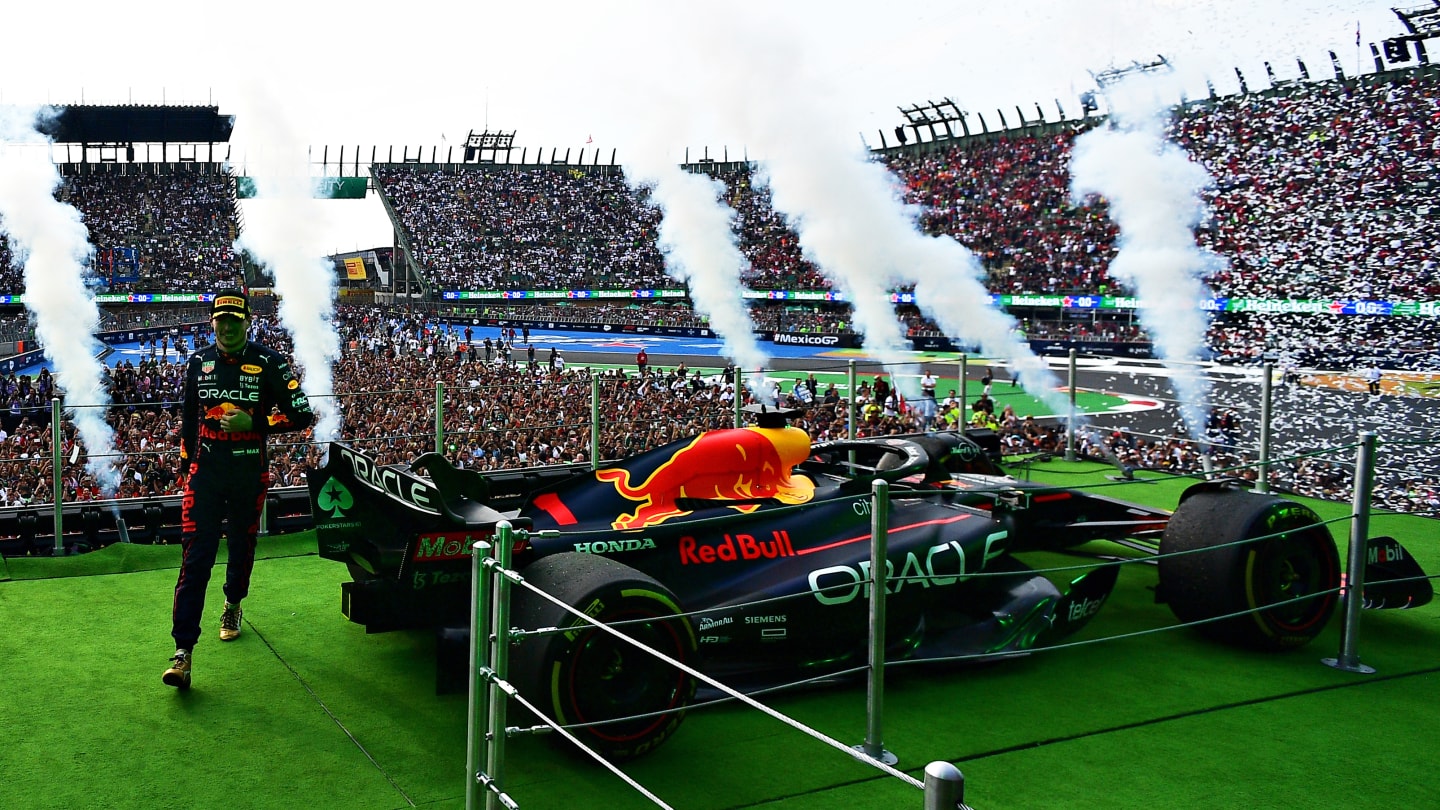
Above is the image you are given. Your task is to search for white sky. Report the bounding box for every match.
[0,0,1417,254]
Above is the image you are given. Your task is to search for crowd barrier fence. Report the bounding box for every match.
[456,431,1425,808]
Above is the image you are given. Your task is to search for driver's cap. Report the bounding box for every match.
[212,289,249,320]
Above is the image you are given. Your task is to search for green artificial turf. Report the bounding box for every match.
[2,466,1437,809]
[1,533,316,581]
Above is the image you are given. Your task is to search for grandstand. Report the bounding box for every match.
[0,58,1434,525]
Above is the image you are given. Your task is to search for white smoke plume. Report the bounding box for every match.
[0,106,121,495]
[751,148,914,376]
[662,15,1062,410]
[1069,72,1222,439]
[230,85,342,452]
[624,160,771,383]
[905,235,1070,414]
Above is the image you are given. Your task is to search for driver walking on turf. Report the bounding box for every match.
[163,291,314,689]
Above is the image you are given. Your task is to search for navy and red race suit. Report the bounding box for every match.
[171,340,314,651]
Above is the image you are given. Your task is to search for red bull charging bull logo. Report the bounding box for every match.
[205,401,242,420]
[596,425,816,529]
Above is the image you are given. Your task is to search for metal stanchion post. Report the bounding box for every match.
[51,397,63,554]
[1065,349,1077,462]
[734,365,744,428]
[436,380,445,455]
[485,523,517,810]
[847,360,857,440]
[590,374,600,470]
[1324,431,1377,675]
[958,354,967,408]
[923,761,965,810]
[854,480,898,765]
[1256,362,1273,494]
[465,539,495,810]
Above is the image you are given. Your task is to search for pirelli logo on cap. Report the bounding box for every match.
[212,293,249,319]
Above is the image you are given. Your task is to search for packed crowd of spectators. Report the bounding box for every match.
[0,302,1430,522]
[886,132,1124,297]
[368,69,1440,372]
[1174,76,1440,301]
[1,67,1438,521]
[374,166,670,291]
[0,170,242,293]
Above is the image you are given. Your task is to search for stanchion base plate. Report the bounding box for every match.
[851,743,899,766]
[1321,657,1376,675]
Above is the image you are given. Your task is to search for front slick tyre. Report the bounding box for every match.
[1160,489,1340,651]
[510,552,697,761]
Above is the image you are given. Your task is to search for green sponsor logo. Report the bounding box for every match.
[316,479,355,519]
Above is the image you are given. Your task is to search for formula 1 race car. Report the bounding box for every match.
[308,406,1430,760]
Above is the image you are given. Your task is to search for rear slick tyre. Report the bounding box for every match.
[509,552,697,761]
[1159,489,1340,651]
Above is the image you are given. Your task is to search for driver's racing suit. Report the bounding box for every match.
[170,340,314,651]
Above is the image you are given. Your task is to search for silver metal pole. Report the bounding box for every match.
[51,397,62,553]
[1256,362,1273,494]
[485,522,516,809]
[923,761,965,810]
[590,374,601,470]
[435,380,445,455]
[1324,431,1377,674]
[847,360,857,439]
[733,365,744,428]
[1065,349,1077,461]
[465,539,495,810]
[854,480,898,765]
[958,354,968,409]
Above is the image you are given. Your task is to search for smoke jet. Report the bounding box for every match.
[666,15,1065,413]
[0,106,122,495]
[231,86,342,455]
[625,158,771,392]
[1069,72,1221,439]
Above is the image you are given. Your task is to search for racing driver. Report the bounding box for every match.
[163,290,314,689]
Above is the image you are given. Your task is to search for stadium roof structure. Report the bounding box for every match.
[40,105,234,145]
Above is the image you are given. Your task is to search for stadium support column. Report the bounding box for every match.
[1065,349,1077,461]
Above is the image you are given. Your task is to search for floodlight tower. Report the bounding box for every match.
[463,130,516,163]
[1090,55,1172,90]
[1384,1,1440,63]
[1084,55,1173,125]
[885,98,968,148]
